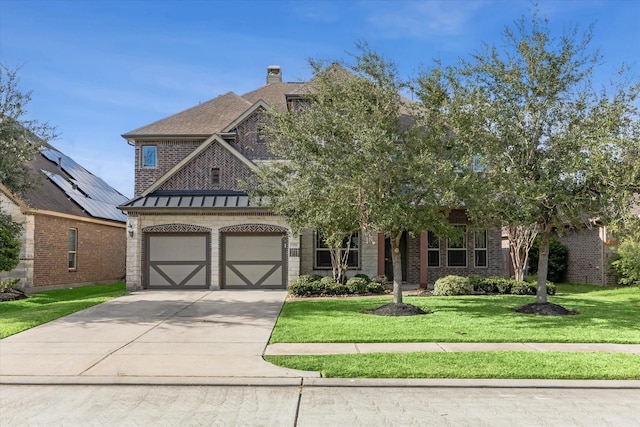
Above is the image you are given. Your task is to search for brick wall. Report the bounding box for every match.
[32,214,126,288]
[159,142,255,192]
[134,139,203,195]
[559,227,615,285]
[234,111,279,160]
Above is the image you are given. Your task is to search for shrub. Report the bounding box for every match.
[366,281,386,294]
[468,275,489,293]
[372,274,388,285]
[511,281,535,295]
[612,240,640,286]
[321,278,349,295]
[353,273,371,282]
[529,237,568,283]
[433,275,473,296]
[346,277,369,294]
[289,275,323,296]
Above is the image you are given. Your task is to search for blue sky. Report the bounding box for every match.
[1,0,638,197]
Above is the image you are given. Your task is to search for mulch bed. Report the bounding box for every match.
[365,302,429,316]
[0,289,28,302]
[513,302,578,316]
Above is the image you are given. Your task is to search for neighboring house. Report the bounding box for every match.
[119,66,503,291]
[0,142,127,291]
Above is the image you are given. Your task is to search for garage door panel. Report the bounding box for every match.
[146,233,209,289]
[222,233,286,289]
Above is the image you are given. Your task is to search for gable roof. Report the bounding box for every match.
[241,82,305,113]
[122,92,252,138]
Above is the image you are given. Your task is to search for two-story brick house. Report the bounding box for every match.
[119,66,503,291]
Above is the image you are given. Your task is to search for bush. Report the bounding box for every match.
[353,273,371,282]
[372,274,388,284]
[529,237,568,283]
[345,277,369,294]
[433,275,473,296]
[611,240,640,286]
[289,275,323,296]
[511,280,535,295]
[468,275,492,293]
[366,281,386,294]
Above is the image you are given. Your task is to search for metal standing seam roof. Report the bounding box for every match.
[120,191,267,210]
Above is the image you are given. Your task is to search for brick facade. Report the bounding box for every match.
[134,139,204,196]
[234,111,279,160]
[32,214,126,289]
[158,142,255,192]
[559,227,616,285]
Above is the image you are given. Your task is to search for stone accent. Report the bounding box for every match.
[126,213,299,291]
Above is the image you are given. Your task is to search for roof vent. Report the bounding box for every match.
[266,65,282,84]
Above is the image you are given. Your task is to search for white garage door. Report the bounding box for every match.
[146,233,209,289]
[222,233,286,289]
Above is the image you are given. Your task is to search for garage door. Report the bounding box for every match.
[145,233,210,289]
[222,233,286,289]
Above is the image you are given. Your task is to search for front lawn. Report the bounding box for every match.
[0,283,127,338]
[265,351,640,379]
[270,284,640,344]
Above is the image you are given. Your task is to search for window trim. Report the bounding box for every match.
[474,230,488,268]
[141,145,157,168]
[447,225,467,267]
[314,231,360,270]
[68,228,78,271]
[427,231,440,268]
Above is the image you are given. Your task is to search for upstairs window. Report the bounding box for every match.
[211,168,220,187]
[141,145,157,168]
[68,228,77,270]
[314,231,360,269]
[427,231,440,267]
[447,225,467,267]
[474,230,488,267]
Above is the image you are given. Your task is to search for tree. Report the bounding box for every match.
[0,205,21,273]
[256,46,457,305]
[422,13,640,306]
[1,64,56,196]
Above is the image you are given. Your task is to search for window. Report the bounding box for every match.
[427,231,440,267]
[68,228,77,270]
[211,168,220,187]
[472,155,485,172]
[256,124,267,144]
[474,230,488,267]
[447,225,467,267]
[314,231,359,269]
[141,145,157,168]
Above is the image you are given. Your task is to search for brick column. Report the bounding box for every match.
[420,232,428,288]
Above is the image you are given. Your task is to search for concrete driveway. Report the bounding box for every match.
[0,290,317,384]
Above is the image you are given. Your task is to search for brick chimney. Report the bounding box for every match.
[266,65,282,84]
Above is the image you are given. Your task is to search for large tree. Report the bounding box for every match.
[0,64,56,196]
[256,46,457,305]
[421,14,640,305]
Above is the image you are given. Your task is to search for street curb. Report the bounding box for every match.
[302,377,640,389]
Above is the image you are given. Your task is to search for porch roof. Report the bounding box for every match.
[119,190,269,212]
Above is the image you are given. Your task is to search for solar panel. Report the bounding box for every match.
[40,145,128,223]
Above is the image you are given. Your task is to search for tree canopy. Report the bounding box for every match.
[255,46,458,303]
[419,13,640,302]
[0,64,56,197]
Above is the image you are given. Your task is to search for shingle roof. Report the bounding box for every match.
[120,190,267,211]
[123,92,252,137]
[241,82,305,113]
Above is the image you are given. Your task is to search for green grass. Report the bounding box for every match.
[265,352,640,379]
[271,284,640,344]
[0,283,127,338]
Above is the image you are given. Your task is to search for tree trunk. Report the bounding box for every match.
[536,225,552,304]
[390,232,403,304]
